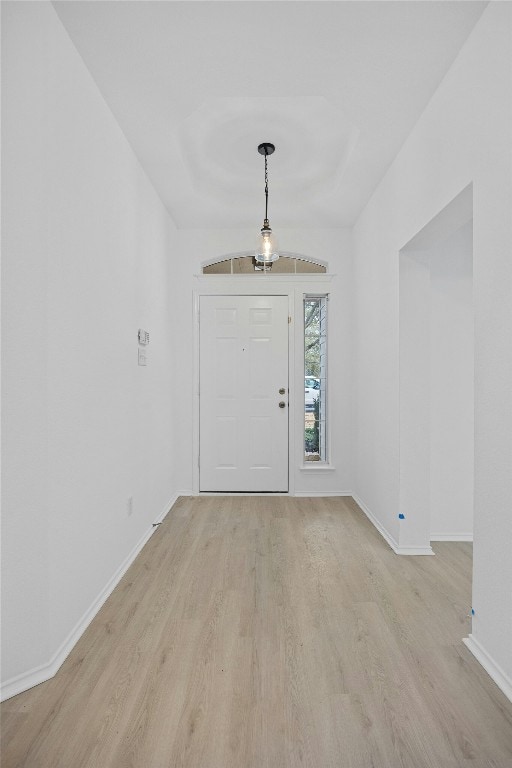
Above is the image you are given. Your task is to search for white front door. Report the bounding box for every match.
[199,295,289,492]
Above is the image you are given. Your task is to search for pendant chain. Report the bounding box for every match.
[264,153,269,223]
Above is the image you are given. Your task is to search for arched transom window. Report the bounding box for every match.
[202,253,327,274]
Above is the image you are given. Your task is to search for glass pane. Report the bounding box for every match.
[270,256,296,273]
[232,257,255,273]
[203,256,327,274]
[296,259,326,273]
[203,260,231,274]
[304,296,327,462]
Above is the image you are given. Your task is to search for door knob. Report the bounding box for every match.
[278,401,286,409]
[279,387,286,395]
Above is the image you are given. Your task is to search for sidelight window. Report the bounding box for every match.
[304,295,327,462]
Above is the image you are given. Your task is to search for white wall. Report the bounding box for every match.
[399,220,474,548]
[398,250,432,552]
[429,222,473,539]
[171,228,353,497]
[353,2,512,694]
[1,3,177,698]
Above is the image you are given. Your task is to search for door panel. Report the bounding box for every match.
[200,295,289,492]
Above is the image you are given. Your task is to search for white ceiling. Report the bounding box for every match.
[53,1,487,229]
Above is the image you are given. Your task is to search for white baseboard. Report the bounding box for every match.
[394,544,434,555]
[0,659,56,706]
[197,491,351,498]
[463,634,512,704]
[0,492,179,703]
[352,493,401,552]
[352,494,434,556]
[175,489,195,497]
[198,491,291,496]
[430,533,473,542]
[294,491,352,497]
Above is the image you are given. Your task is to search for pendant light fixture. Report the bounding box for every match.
[254,142,279,267]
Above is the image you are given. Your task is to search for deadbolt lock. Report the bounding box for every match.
[279,388,286,395]
[279,401,286,409]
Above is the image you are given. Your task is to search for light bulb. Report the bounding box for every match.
[255,222,279,264]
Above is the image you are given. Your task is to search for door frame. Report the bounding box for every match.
[193,282,295,495]
[197,293,291,493]
[192,273,335,495]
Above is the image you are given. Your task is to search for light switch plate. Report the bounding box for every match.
[138,348,148,366]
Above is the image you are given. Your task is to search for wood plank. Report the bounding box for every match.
[2,496,512,767]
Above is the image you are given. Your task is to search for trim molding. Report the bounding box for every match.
[0,493,179,702]
[194,273,335,283]
[352,493,400,552]
[199,492,290,496]
[298,465,337,473]
[196,491,351,498]
[463,634,512,704]
[431,533,473,542]
[294,491,351,497]
[394,545,435,556]
[352,494,434,555]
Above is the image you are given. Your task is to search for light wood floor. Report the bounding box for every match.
[2,496,512,767]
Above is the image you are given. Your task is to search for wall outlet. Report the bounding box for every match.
[127,496,133,516]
